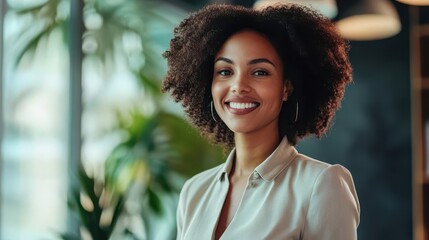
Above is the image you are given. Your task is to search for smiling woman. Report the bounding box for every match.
[162,4,359,240]
[212,30,287,139]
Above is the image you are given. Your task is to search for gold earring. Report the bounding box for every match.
[211,100,219,123]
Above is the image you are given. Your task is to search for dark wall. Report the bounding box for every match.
[298,2,412,239]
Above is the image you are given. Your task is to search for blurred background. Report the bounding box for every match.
[0,0,428,239]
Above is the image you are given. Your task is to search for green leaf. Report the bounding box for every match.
[147,187,163,215]
[108,195,126,236]
[154,112,224,176]
[137,70,161,96]
[78,169,98,210]
[14,21,60,66]
[58,232,81,240]
[9,1,49,14]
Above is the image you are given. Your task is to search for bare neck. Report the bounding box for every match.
[232,133,281,178]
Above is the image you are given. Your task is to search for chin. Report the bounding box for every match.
[224,122,257,134]
[222,116,279,136]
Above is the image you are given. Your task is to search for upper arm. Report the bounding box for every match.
[302,164,360,240]
[176,180,190,240]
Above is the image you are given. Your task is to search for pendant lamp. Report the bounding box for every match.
[396,0,429,5]
[253,0,338,19]
[335,0,401,41]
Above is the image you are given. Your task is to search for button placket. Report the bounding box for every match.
[248,171,260,188]
[252,172,259,180]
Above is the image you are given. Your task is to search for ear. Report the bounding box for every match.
[283,80,294,101]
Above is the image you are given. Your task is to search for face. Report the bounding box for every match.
[211,30,291,138]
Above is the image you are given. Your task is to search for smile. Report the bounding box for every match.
[229,102,258,109]
[226,101,260,115]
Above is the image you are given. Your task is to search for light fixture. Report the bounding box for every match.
[336,0,401,41]
[253,0,338,19]
[396,0,429,5]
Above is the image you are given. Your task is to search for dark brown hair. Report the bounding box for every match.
[162,4,352,148]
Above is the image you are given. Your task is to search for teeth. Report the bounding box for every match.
[229,102,258,109]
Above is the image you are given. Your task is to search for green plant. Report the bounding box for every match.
[60,167,129,240]
[106,110,224,239]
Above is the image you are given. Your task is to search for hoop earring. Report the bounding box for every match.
[211,100,219,123]
[293,101,299,123]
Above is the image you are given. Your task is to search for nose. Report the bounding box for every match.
[231,73,251,94]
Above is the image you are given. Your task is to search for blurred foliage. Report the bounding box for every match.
[105,110,223,239]
[106,111,223,197]
[60,167,130,240]
[8,0,224,239]
[10,0,182,93]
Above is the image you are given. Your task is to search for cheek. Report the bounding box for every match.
[211,82,224,100]
[260,85,284,102]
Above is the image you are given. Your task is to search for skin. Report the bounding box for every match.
[211,29,292,239]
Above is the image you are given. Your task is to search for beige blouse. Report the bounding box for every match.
[176,137,360,240]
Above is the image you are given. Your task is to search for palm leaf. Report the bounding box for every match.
[13,20,61,66]
[8,0,52,14]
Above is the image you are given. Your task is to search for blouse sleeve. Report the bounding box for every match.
[302,164,360,240]
[176,181,189,240]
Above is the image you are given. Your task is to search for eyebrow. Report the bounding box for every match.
[214,57,276,68]
[249,58,276,67]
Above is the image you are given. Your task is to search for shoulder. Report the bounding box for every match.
[180,163,224,199]
[293,153,331,170]
[291,153,357,202]
[307,161,359,211]
[293,152,353,175]
[293,153,355,188]
[284,152,357,197]
[294,155,360,239]
[287,153,343,183]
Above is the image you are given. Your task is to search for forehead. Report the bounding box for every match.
[215,29,282,63]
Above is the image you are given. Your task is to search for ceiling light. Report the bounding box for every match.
[254,0,338,19]
[336,0,401,41]
[396,0,429,5]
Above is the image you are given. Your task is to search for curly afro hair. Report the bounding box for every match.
[162,4,352,148]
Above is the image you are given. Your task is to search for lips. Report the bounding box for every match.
[225,97,260,115]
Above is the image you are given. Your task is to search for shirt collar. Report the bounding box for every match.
[217,137,298,182]
[217,148,236,181]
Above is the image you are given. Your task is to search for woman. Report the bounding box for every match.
[162,4,360,240]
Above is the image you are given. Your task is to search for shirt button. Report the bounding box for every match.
[252,172,259,180]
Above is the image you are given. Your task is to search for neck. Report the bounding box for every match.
[232,132,281,178]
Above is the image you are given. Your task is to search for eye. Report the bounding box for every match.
[217,69,232,76]
[253,70,269,76]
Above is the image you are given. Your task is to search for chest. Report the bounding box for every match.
[215,177,247,238]
[182,174,310,240]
